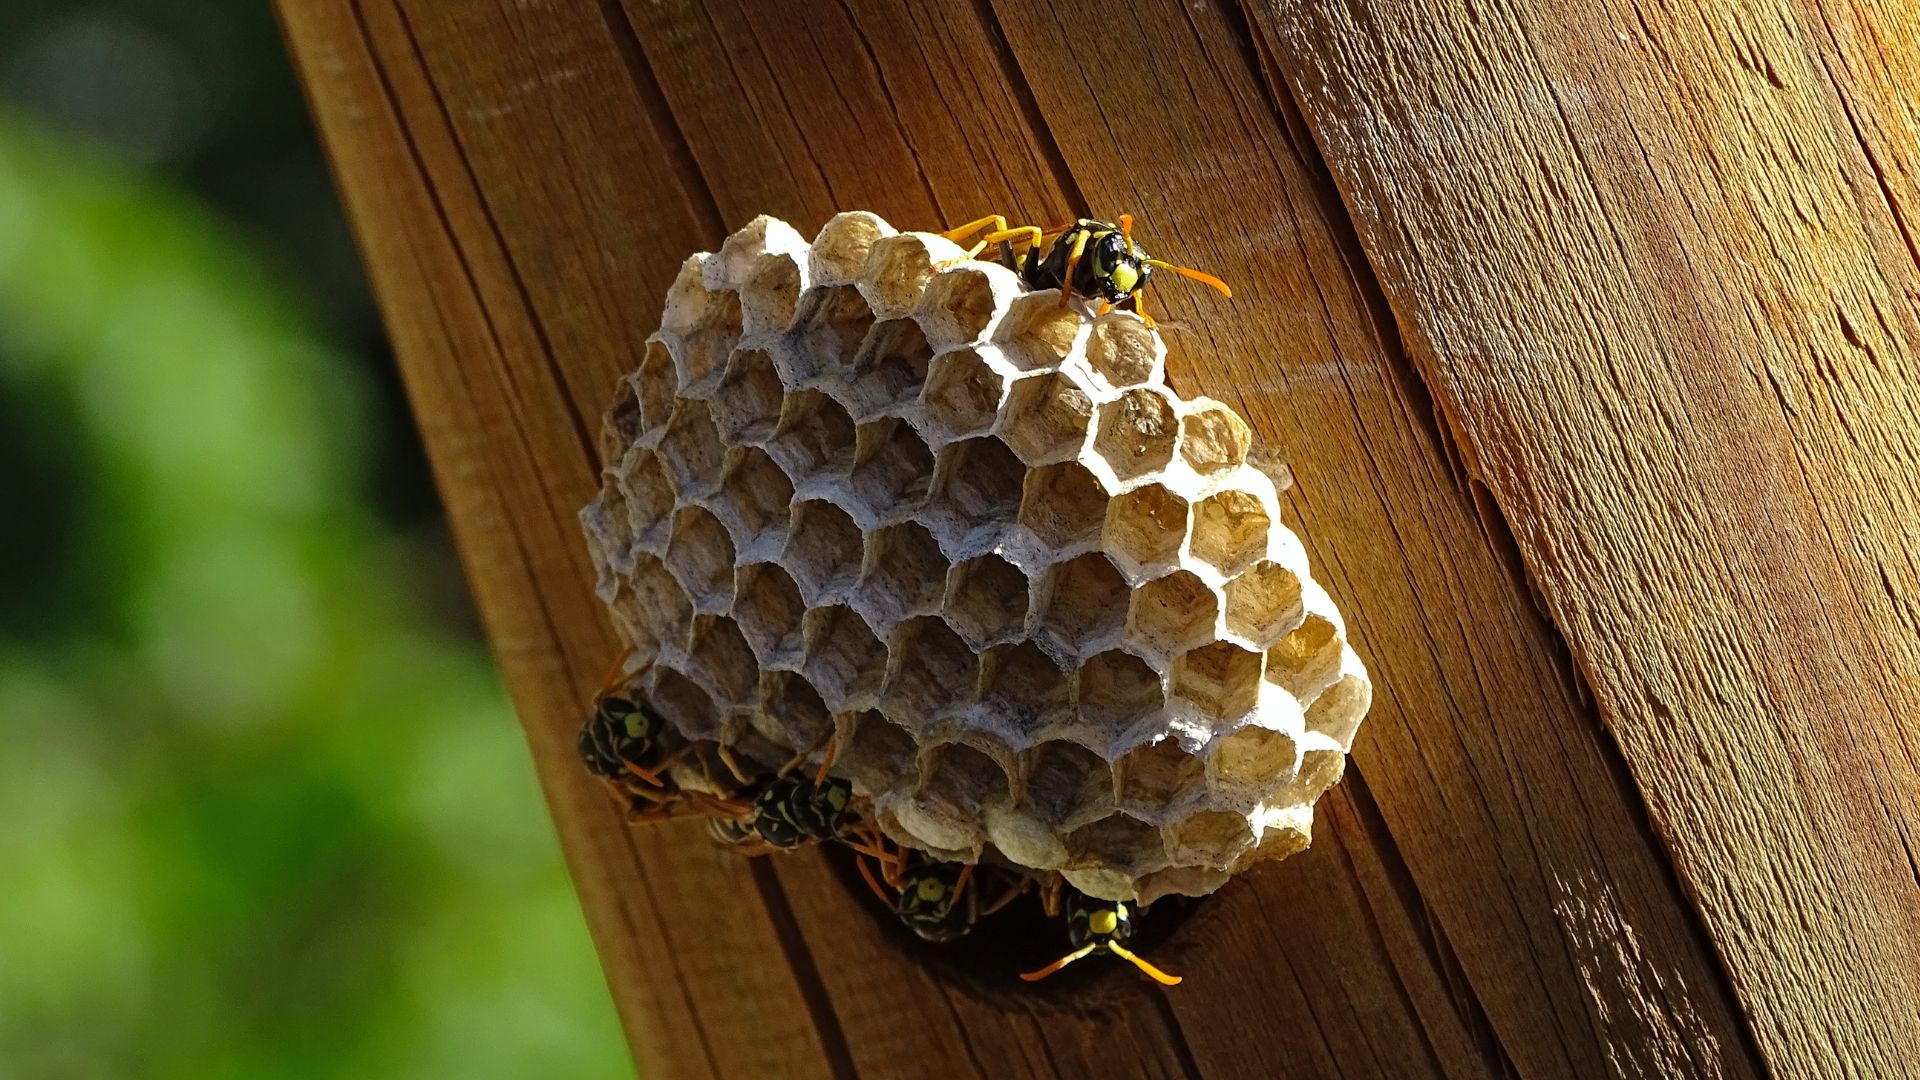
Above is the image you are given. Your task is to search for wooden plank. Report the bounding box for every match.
[1254,0,1920,1071]
[274,2,841,1075]
[984,0,1761,1074]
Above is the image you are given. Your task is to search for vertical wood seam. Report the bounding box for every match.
[593,0,729,241]
[749,859,862,1080]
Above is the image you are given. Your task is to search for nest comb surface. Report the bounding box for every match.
[581,213,1371,903]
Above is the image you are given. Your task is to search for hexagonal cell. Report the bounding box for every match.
[659,254,715,336]
[840,318,932,420]
[663,505,736,611]
[670,289,743,394]
[786,284,875,385]
[710,215,807,291]
[733,562,806,667]
[766,389,856,485]
[601,374,644,464]
[647,665,720,741]
[1104,483,1188,578]
[616,448,676,550]
[881,616,978,728]
[943,554,1030,650]
[1224,560,1305,647]
[921,348,1005,443]
[587,485,633,567]
[810,211,893,285]
[1172,642,1263,721]
[686,614,758,708]
[1304,673,1370,748]
[858,233,953,318]
[1021,740,1114,826]
[1077,649,1165,749]
[711,348,784,444]
[657,398,728,498]
[1033,553,1128,661]
[1211,724,1299,791]
[1064,814,1167,878]
[1191,489,1270,577]
[852,521,948,635]
[915,265,1002,348]
[847,419,934,523]
[1093,387,1179,484]
[926,436,1026,551]
[993,291,1081,372]
[1181,400,1252,475]
[759,670,831,755]
[978,642,1071,744]
[742,252,803,335]
[1165,810,1257,867]
[782,499,863,604]
[628,553,694,650]
[1000,371,1093,465]
[1135,865,1233,906]
[918,740,1012,821]
[1085,313,1161,388]
[1232,815,1314,873]
[801,604,887,711]
[1125,570,1219,664]
[1266,614,1343,699]
[839,709,916,792]
[1273,747,1345,805]
[1116,738,1206,816]
[636,339,679,434]
[710,447,794,560]
[1019,461,1108,552]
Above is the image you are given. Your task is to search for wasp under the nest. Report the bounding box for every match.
[579,655,1182,986]
[939,212,1232,326]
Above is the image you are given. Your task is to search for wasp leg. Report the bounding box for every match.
[812,737,841,785]
[976,876,1028,919]
[857,856,895,904]
[1131,288,1155,328]
[1040,872,1064,919]
[595,646,638,696]
[941,214,1009,245]
[715,742,753,785]
[1057,227,1092,309]
[624,741,691,789]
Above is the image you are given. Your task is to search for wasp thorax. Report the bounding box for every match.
[581,212,1370,903]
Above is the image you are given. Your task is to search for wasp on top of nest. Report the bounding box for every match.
[940,213,1232,326]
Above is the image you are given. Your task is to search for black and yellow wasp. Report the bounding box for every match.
[941,213,1231,325]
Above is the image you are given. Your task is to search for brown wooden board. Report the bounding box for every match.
[276,0,1917,1074]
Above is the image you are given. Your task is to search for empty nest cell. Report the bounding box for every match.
[1116,738,1207,817]
[800,604,887,712]
[741,252,803,335]
[1211,724,1299,792]
[927,435,1025,549]
[1265,614,1344,700]
[1180,400,1252,475]
[786,284,876,384]
[1084,313,1160,388]
[914,265,1002,348]
[765,389,856,486]
[733,562,807,667]
[921,347,1005,442]
[669,289,743,394]
[1076,649,1166,752]
[881,616,978,731]
[626,553,693,650]
[943,554,1030,650]
[1018,461,1109,552]
[993,292,1082,372]
[1223,559,1305,647]
[1065,814,1167,879]
[647,666,720,742]
[1304,673,1370,748]
[1172,641,1263,722]
[999,371,1094,466]
[977,641,1072,744]
[839,710,916,793]
[1033,552,1129,661]
[809,212,890,285]
[663,505,736,611]
[839,318,933,420]
[1093,387,1179,484]
[781,499,863,604]
[758,670,832,756]
[1125,569,1219,664]
[847,419,934,524]
[1165,811,1257,869]
[852,521,948,635]
[916,741,1012,822]
[1191,489,1270,578]
[1020,740,1114,827]
[1104,482,1188,578]
[616,448,675,550]
[711,348,785,444]
[859,234,948,318]
[686,614,758,709]
[711,447,794,560]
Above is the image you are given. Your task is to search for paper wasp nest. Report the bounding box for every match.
[581,213,1370,903]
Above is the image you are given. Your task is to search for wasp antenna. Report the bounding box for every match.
[595,647,638,696]
[1019,944,1097,982]
[1119,213,1136,255]
[1107,943,1183,986]
[1144,259,1233,298]
[812,737,840,785]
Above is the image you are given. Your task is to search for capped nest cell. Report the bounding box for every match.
[581,213,1371,903]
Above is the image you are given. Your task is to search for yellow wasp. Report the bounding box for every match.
[941,213,1231,325]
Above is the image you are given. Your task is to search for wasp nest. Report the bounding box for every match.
[581,213,1370,903]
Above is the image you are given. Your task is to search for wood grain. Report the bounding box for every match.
[276,0,1918,1074]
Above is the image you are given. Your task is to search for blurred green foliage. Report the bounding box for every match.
[0,47,627,1080]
